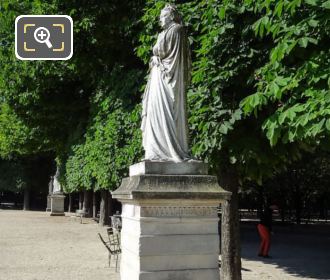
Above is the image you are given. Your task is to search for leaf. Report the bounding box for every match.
[309,119,325,136]
[326,119,330,131]
[276,76,290,87]
[321,0,330,9]
[265,122,281,147]
[252,17,270,37]
[270,48,278,63]
[305,0,318,5]
[229,156,237,164]
[218,7,226,19]
[278,112,286,125]
[219,123,229,134]
[299,37,308,48]
[308,19,319,27]
[270,82,281,99]
[274,2,283,16]
[288,129,296,141]
[308,37,318,44]
[240,93,268,114]
[232,109,242,121]
[298,113,310,126]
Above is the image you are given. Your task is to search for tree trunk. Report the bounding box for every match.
[319,197,325,219]
[23,189,30,211]
[92,191,97,219]
[99,189,109,226]
[219,168,242,280]
[257,185,264,219]
[108,192,114,217]
[294,184,301,225]
[280,207,286,223]
[83,190,92,217]
[68,193,72,213]
[325,206,328,222]
[79,191,83,210]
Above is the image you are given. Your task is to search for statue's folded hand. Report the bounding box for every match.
[149,56,161,69]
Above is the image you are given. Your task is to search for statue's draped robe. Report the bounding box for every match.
[52,167,61,193]
[141,23,191,162]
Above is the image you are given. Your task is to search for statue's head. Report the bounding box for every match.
[160,4,182,29]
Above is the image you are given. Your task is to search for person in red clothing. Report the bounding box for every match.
[257,205,278,258]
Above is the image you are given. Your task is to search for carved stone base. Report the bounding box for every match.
[50,193,65,216]
[112,163,230,280]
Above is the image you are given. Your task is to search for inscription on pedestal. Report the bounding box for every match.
[140,206,218,217]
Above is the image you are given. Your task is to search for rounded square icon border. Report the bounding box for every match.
[15,15,73,61]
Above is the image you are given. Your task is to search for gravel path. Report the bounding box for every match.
[0,210,119,280]
[240,223,330,280]
[0,210,329,280]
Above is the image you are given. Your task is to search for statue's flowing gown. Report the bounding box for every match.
[141,23,191,162]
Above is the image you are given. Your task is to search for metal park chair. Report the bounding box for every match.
[107,226,115,237]
[98,232,121,272]
[107,227,121,255]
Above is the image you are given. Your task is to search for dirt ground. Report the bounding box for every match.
[0,210,329,280]
[0,210,118,280]
[240,222,330,280]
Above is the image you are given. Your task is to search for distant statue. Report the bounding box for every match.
[141,4,192,162]
[52,167,62,194]
[48,176,54,194]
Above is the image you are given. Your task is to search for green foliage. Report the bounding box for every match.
[1,0,329,192]
[0,1,90,155]
[0,0,144,156]
[63,67,144,193]
[0,0,145,192]
[0,104,32,157]
[137,0,330,183]
[240,0,330,147]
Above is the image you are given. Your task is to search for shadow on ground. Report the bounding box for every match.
[241,222,330,279]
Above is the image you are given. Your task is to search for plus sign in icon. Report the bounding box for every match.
[15,15,73,60]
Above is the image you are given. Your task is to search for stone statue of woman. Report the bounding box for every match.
[52,167,62,194]
[141,4,192,162]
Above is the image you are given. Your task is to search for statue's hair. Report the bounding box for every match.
[162,4,183,24]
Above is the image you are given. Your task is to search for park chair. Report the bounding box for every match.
[98,232,121,272]
[107,227,121,252]
[107,226,114,236]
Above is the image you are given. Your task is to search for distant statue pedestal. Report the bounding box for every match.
[46,176,54,212]
[46,195,52,212]
[50,193,65,216]
[112,161,230,280]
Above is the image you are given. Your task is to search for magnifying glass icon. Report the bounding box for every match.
[34,27,53,49]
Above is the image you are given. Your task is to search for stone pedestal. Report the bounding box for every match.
[46,195,51,212]
[50,193,65,216]
[112,162,230,280]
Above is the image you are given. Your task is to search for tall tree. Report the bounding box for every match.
[0,0,144,157]
[138,1,330,279]
[0,0,145,205]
